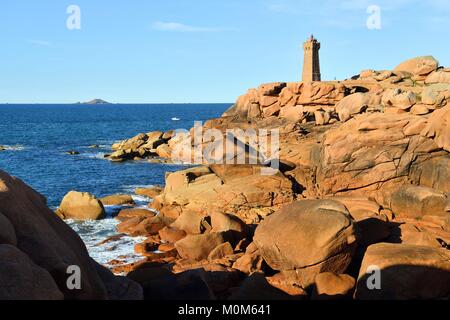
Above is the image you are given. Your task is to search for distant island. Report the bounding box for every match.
[77,99,111,105]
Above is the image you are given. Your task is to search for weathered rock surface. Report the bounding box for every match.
[159,166,295,223]
[253,200,357,287]
[312,272,356,300]
[390,185,447,219]
[116,208,155,222]
[109,130,174,162]
[394,56,439,77]
[232,242,265,275]
[117,215,170,237]
[355,243,450,300]
[0,170,142,300]
[315,112,446,205]
[56,191,105,220]
[0,245,63,300]
[421,104,450,152]
[410,156,450,193]
[100,194,135,206]
[20,55,450,300]
[336,92,381,122]
[426,69,450,84]
[135,186,163,199]
[175,233,226,261]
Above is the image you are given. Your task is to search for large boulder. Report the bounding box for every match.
[253,200,357,287]
[140,131,164,150]
[135,186,163,199]
[56,191,105,220]
[425,69,450,84]
[336,93,380,122]
[116,208,155,222]
[312,272,356,300]
[112,133,148,151]
[330,196,381,221]
[297,82,346,106]
[394,56,439,76]
[159,226,187,243]
[232,242,265,275]
[354,243,450,300]
[171,211,211,235]
[316,112,444,204]
[161,166,294,223]
[390,185,447,219]
[207,242,234,261]
[421,104,450,153]
[389,223,444,249]
[0,245,63,300]
[100,194,135,206]
[117,215,170,237]
[382,89,417,109]
[210,211,248,237]
[0,212,17,245]
[409,156,450,194]
[279,105,306,123]
[109,130,174,161]
[155,144,172,158]
[229,81,345,121]
[421,83,450,107]
[0,170,142,300]
[175,232,226,261]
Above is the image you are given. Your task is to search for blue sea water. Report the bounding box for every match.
[0,103,228,266]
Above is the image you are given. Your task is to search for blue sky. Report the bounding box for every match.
[0,0,449,103]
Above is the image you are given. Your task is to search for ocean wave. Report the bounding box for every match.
[84,152,107,159]
[120,184,156,193]
[90,144,110,149]
[163,160,194,165]
[0,144,26,151]
[132,194,153,205]
[67,218,145,266]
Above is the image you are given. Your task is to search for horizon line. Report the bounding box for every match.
[0,102,233,105]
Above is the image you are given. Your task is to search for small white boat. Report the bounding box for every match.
[171,117,180,121]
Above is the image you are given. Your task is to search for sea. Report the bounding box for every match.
[0,103,228,267]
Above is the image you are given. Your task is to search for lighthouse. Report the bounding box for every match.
[302,35,321,82]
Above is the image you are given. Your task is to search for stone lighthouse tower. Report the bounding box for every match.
[302,35,321,82]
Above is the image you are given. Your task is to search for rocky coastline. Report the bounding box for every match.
[1,56,449,300]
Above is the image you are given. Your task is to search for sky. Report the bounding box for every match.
[0,0,449,103]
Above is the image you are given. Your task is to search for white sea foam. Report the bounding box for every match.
[1,144,26,151]
[132,194,153,204]
[120,184,155,193]
[65,192,157,270]
[84,152,107,159]
[67,218,145,267]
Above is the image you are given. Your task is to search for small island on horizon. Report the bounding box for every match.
[76,99,111,105]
